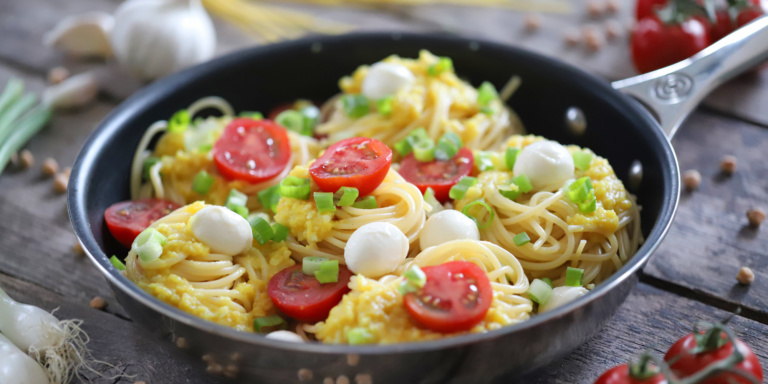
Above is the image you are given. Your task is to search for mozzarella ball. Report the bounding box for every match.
[361,62,415,100]
[539,286,588,313]
[265,330,305,343]
[345,222,408,278]
[513,141,575,191]
[419,210,480,250]
[189,205,253,256]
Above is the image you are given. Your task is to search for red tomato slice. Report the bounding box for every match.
[104,199,181,248]
[267,264,353,323]
[403,261,492,333]
[664,332,763,384]
[594,364,668,384]
[399,147,474,203]
[309,137,392,196]
[212,118,291,184]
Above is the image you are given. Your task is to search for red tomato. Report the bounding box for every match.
[632,16,711,73]
[594,364,668,384]
[399,147,474,203]
[403,261,492,333]
[664,331,763,384]
[267,264,352,323]
[212,118,291,184]
[737,8,764,28]
[104,199,181,248]
[636,0,668,20]
[710,11,735,42]
[309,137,392,196]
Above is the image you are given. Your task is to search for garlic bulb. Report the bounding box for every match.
[111,0,216,81]
[43,12,114,58]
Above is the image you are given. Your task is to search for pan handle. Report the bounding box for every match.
[612,16,768,139]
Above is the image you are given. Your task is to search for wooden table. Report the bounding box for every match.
[1,1,766,383]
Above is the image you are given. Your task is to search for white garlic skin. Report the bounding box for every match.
[361,62,415,100]
[513,141,575,191]
[419,210,480,250]
[43,11,114,58]
[345,222,409,278]
[42,72,100,110]
[189,206,253,256]
[539,286,588,313]
[111,0,216,80]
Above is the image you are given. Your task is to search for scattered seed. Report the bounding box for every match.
[736,266,755,285]
[176,337,188,349]
[606,0,620,13]
[524,13,541,32]
[682,169,701,190]
[298,368,313,382]
[202,354,215,363]
[63,166,72,177]
[605,20,623,40]
[324,378,335,384]
[587,0,605,18]
[42,158,59,176]
[206,363,223,375]
[54,172,69,193]
[72,242,84,255]
[747,208,766,228]
[583,27,604,51]
[337,375,350,384]
[564,29,582,46]
[347,353,360,366]
[48,67,71,85]
[89,296,107,310]
[720,155,737,174]
[229,352,242,362]
[223,364,239,379]
[355,374,373,384]
[19,149,34,169]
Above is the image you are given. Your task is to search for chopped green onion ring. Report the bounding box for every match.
[254,315,287,333]
[565,267,585,287]
[461,199,495,230]
[423,187,443,217]
[314,192,336,213]
[132,228,167,264]
[428,57,453,76]
[335,187,359,207]
[271,223,289,242]
[511,174,533,193]
[192,170,215,195]
[412,139,435,162]
[249,216,274,245]
[341,94,370,118]
[513,232,531,246]
[505,148,520,170]
[347,327,375,345]
[573,151,593,171]
[475,151,495,171]
[377,96,393,116]
[110,255,126,271]
[257,185,281,214]
[541,277,553,287]
[302,256,329,276]
[352,196,378,209]
[528,278,553,305]
[280,176,311,200]
[168,109,190,133]
[477,81,499,106]
[449,176,477,200]
[314,260,340,283]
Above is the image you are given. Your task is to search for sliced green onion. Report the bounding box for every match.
[280,176,311,200]
[423,187,443,217]
[192,170,215,195]
[567,177,593,203]
[573,151,593,171]
[142,156,161,180]
[254,315,287,333]
[335,187,359,207]
[110,255,126,271]
[462,199,495,229]
[276,110,305,133]
[377,96,393,116]
[449,176,477,200]
[528,278,553,305]
[347,327,374,345]
[499,183,521,201]
[435,134,459,161]
[565,267,584,287]
[249,216,274,245]
[168,109,190,133]
[314,192,336,213]
[230,205,249,219]
[505,148,520,170]
[480,106,495,116]
[513,232,530,246]
[314,260,340,283]
[428,57,453,76]
[302,256,329,275]
[239,111,263,120]
[132,228,167,264]
[341,94,370,118]
[512,174,533,193]
[198,143,212,152]
[226,189,248,208]
[578,191,597,214]
[257,185,281,214]
[475,151,495,171]
[541,277,553,287]
[477,81,498,106]
[394,138,412,157]
[412,139,435,162]
[272,223,289,242]
[352,195,378,209]
[0,78,24,116]
[398,265,426,295]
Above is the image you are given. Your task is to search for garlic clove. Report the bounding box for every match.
[43,11,114,59]
[42,72,99,110]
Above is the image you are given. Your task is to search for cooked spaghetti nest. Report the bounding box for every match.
[316,50,523,151]
[274,165,426,262]
[124,202,295,331]
[312,239,532,343]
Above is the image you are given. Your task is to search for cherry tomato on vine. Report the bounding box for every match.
[664,331,763,384]
[737,7,764,28]
[636,0,669,20]
[632,16,711,73]
[594,364,668,384]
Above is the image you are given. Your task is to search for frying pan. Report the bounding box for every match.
[68,19,768,383]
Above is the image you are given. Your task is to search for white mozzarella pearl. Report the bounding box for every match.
[344,222,408,278]
[419,210,480,250]
[361,62,415,100]
[513,141,575,191]
[188,205,253,256]
[539,286,588,313]
[265,330,305,343]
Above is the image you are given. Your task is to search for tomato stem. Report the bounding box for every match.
[674,322,760,384]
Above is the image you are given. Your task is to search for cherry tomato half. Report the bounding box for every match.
[267,264,353,323]
[309,137,392,196]
[594,364,668,384]
[104,199,181,248]
[212,118,291,184]
[664,332,763,384]
[403,261,492,333]
[399,147,474,203]
[632,16,710,73]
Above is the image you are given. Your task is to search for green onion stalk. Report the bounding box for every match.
[0,79,53,174]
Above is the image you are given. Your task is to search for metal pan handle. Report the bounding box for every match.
[612,16,768,139]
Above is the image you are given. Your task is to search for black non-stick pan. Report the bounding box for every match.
[68,18,768,383]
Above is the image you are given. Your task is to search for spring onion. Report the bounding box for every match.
[505,148,520,170]
[398,265,427,294]
[0,79,53,174]
[513,232,530,246]
[347,327,375,345]
[314,259,340,283]
[132,228,167,264]
[314,192,336,213]
[335,187,359,207]
[499,183,521,201]
[142,156,161,180]
[275,110,304,133]
[394,138,412,157]
[435,132,462,161]
[239,111,263,120]
[230,205,249,219]
[578,194,597,214]
[257,185,281,213]
[249,216,274,245]
[475,151,495,171]
[449,176,477,200]
[198,143,212,152]
[412,139,435,162]
[573,151,593,171]
[477,81,498,106]
[192,170,214,195]
[341,94,370,118]
[428,57,453,76]
[511,174,533,193]
[302,256,329,275]
[566,176,597,213]
[541,277,553,287]
[254,315,287,333]
[168,109,190,133]
[480,106,495,115]
[225,189,249,218]
[462,199,495,229]
[272,223,289,242]
[377,96,393,116]
[565,267,585,287]
[528,278,553,305]
[352,195,378,209]
[110,255,126,271]
[423,187,443,217]
[280,176,311,200]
